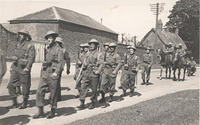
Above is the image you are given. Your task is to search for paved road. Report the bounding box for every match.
[0,64,199,125]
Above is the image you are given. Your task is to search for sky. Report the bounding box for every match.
[0,0,178,40]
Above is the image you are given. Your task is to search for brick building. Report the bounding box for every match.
[4,6,118,62]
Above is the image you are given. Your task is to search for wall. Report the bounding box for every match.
[58,21,118,62]
[8,23,58,42]
[0,24,17,57]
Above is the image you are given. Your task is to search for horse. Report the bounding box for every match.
[158,48,173,79]
[172,51,187,81]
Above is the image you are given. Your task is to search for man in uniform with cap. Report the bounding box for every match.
[7,30,35,109]
[120,45,139,97]
[74,43,89,98]
[176,43,186,58]
[33,31,64,119]
[141,47,153,85]
[99,42,121,103]
[77,39,102,109]
[55,36,71,101]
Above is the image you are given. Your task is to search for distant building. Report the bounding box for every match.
[3,6,118,62]
[138,19,187,65]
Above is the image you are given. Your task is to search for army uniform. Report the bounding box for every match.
[34,31,63,119]
[99,43,121,102]
[55,37,71,102]
[78,39,102,109]
[120,46,139,97]
[141,47,153,84]
[7,31,35,109]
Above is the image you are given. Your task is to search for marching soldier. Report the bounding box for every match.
[165,42,174,61]
[74,43,89,98]
[141,47,153,85]
[7,30,35,109]
[77,39,102,110]
[55,37,71,101]
[120,45,139,97]
[33,31,64,119]
[99,43,121,103]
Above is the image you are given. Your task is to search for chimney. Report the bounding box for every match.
[133,36,137,46]
[175,28,179,35]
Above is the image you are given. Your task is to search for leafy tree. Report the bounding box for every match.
[165,0,199,61]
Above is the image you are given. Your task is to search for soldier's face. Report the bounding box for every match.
[146,49,150,53]
[47,36,54,43]
[89,43,96,50]
[84,47,89,52]
[129,49,135,54]
[18,34,26,41]
[104,45,109,51]
[109,47,115,53]
[80,48,84,52]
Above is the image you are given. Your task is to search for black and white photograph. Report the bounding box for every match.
[0,0,199,124]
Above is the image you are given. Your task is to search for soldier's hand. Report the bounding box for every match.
[52,72,58,77]
[94,70,100,75]
[67,69,70,75]
[111,71,117,77]
[23,68,29,72]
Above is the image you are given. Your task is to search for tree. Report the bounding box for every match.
[165,0,199,61]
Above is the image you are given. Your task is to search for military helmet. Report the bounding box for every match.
[82,43,89,47]
[55,37,64,44]
[88,39,99,45]
[128,45,136,50]
[178,43,182,46]
[79,43,85,47]
[146,46,151,50]
[109,43,117,47]
[18,30,32,40]
[45,30,58,40]
[103,42,110,46]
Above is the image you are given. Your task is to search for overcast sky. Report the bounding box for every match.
[0,0,177,40]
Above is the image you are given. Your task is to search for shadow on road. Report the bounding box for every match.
[0,95,11,101]
[0,107,9,116]
[60,94,76,102]
[56,107,77,116]
[0,115,31,125]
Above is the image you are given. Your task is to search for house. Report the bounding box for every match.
[138,19,187,64]
[3,6,118,62]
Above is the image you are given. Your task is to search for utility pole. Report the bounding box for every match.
[100,18,103,24]
[150,2,164,50]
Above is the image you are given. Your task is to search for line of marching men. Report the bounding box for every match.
[5,30,153,119]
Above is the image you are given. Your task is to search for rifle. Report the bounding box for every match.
[75,57,86,89]
[124,53,128,70]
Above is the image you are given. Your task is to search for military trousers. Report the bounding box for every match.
[7,69,31,100]
[141,63,151,83]
[100,72,116,96]
[79,69,99,102]
[120,70,136,91]
[57,72,63,101]
[36,70,59,109]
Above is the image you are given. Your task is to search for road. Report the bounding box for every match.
[0,63,199,125]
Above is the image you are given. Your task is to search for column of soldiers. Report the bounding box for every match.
[6,30,168,119]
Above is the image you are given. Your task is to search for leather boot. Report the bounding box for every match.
[19,98,28,109]
[107,95,113,102]
[8,97,18,109]
[77,100,85,109]
[33,106,45,119]
[88,101,95,110]
[129,89,134,97]
[99,92,105,103]
[47,108,56,119]
[121,89,126,97]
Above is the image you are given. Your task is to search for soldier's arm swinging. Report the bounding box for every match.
[25,44,36,71]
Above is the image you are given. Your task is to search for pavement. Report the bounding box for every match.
[0,63,199,125]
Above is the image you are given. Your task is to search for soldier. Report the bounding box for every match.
[176,43,186,58]
[99,43,121,103]
[77,39,102,110]
[120,45,139,97]
[33,31,64,119]
[55,37,71,101]
[74,43,89,98]
[141,47,153,85]
[165,42,174,61]
[7,30,35,109]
